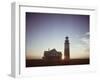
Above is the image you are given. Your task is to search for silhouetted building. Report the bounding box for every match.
[43,49,62,61]
[64,36,70,62]
[42,36,70,64]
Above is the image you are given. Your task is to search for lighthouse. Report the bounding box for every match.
[64,36,70,62]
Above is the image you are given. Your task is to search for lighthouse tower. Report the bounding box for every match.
[64,36,70,62]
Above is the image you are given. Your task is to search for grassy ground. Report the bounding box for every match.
[26,58,89,67]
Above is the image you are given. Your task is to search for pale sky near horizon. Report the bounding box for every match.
[26,12,89,59]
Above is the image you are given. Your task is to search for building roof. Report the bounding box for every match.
[44,48,62,57]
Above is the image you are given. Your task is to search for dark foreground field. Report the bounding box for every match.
[26,58,89,67]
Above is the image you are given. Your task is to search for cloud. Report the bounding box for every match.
[80,32,89,45]
[70,32,90,59]
[80,32,90,54]
[85,32,89,36]
[81,37,89,45]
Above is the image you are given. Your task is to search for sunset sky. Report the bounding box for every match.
[26,12,89,59]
